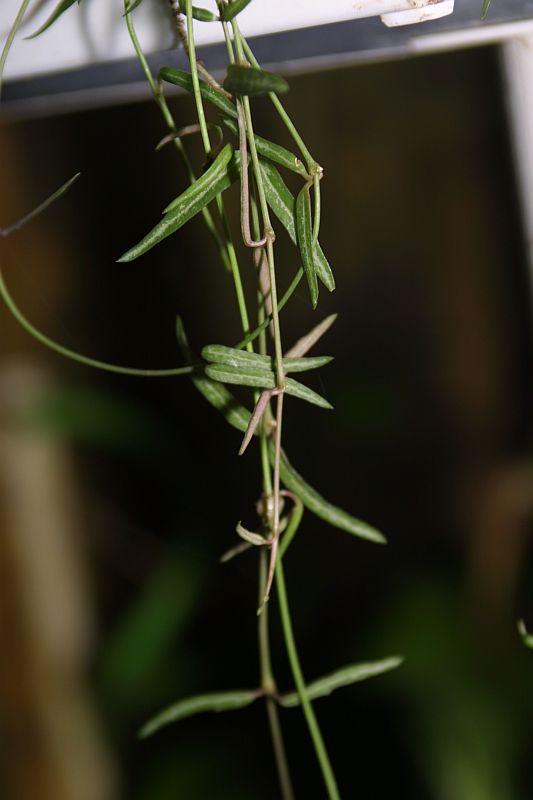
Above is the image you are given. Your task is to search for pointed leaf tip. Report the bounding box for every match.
[139,689,259,738]
[279,656,403,708]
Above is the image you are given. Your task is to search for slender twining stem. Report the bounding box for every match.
[237,99,267,248]
[0,269,194,377]
[181,11,293,795]
[127,5,337,795]
[234,268,303,351]
[239,36,315,171]
[231,21,284,609]
[239,31,323,242]
[125,2,254,336]
[182,0,253,338]
[276,559,341,800]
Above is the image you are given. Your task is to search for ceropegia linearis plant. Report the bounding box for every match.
[0,1,412,796]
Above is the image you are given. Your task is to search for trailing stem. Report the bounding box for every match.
[181,3,294,795]
[276,558,340,800]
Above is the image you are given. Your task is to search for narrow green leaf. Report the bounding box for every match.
[282,356,333,374]
[223,64,289,97]
[222,118,307,177]
[124,0,145,12]
[118,144,235,262]
[205,363,274,390]
[260,160,335,292]
[272,447,387,544]
[260,158,297,241]
[481,0,492,18]
[285,379,332,409]
[222,0,254,21]
[518,620,533,649]
[176,317,251,433]
[205,364,332,409]
[179,3,218,21]
[26,0,77,39]
[314,241,336,292]
[279,657,403,708]
[202,344,332,374]
[163,147,243,215]
[296,184,318,309]
[158,67,237,119]
[139,689,258,738]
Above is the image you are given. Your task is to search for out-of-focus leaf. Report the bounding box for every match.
[118,144,236,262]
[139,689,258,738]
[19,388,159,454]
[26,0,77,39]
[272,447,387,544]
[279,657,403,707]
[482,0,492,18]
[518,620,533,649]
[223,64,289,97]
[100,554,205,708]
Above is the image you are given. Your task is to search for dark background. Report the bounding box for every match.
[1,43,532,799]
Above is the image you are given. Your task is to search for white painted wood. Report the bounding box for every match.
[1,0,455,83]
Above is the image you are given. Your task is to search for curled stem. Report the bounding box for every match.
[0,268,193,378]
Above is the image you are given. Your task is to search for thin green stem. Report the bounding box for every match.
[239,35,315,171]
[0,0,32,100]
[258,551,295,800]
[238,30,322,247]
[234,268,303,351]
[232,24,283,381]
[184,0,211,154]
[231,22,285,614]
[0,269,194,378]
[276,559,341,800]
[181,2,255,345]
